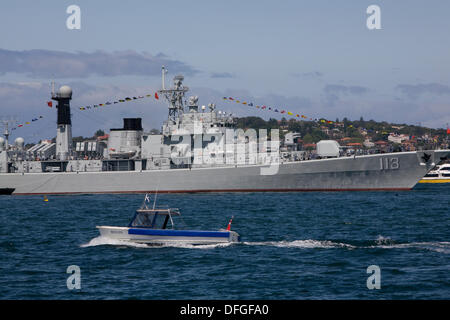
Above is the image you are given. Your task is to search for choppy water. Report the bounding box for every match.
[0,184,449,299]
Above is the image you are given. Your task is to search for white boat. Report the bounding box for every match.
[419,163,450,183]
[96,195,240,245]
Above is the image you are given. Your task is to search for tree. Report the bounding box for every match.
[303,134,315,144]
[94,129,105,137]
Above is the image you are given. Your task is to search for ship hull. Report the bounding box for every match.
[0,188,15,195]
[1,151,448,195]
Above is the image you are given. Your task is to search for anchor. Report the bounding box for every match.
[421,153,431,163]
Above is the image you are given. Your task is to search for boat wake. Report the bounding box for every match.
[80,236,234,249]
[370,242,450,253]
[81,236,450,253]
[243,237,450,253]
[242,240,356,249]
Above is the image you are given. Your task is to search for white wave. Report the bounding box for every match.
[162,242,234,250]
[80,236,149,248]
[242,240,356,249]
[80,236,235,250]
[375,235,395,245]
[368,241,450,253]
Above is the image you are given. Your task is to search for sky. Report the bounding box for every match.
[1,0,450,142]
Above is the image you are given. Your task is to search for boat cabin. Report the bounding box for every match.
[128,208,181,229]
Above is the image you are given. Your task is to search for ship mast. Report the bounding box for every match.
[161,65,167,90]
[0,119,15,152]
[158,66,189,123]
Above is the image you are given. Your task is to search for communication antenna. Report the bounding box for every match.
[51,79,55,96]
[0,117,17,151]
[161,66,168,90]
[208,103,216,112]
[158,66,189,122]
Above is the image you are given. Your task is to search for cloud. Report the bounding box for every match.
[290,71,324,79]
[323,84,369,106]
[0,49,199,79]
[324,84,369,96]
[210,72,235,79]
[395,83,450,99]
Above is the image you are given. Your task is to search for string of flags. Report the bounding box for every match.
[44,89,340,126]
[11,116,45,131]
[222,96,336,124]
[74,92,160,111]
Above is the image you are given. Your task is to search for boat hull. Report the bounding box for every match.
[96,226,240,245]
[2,150,449,195]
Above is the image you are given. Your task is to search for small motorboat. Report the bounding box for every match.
[96,194,240,245]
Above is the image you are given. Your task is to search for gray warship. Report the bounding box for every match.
[0,67,449,195]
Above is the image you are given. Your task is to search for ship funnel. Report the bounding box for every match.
[51,84,73,160]
[123,118,143,131]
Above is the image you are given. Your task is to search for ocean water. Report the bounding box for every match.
[0,184,449,300]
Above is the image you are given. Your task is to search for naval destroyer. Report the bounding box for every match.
[0,67,449,195]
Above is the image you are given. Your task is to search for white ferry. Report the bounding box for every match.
[419,163,450,183]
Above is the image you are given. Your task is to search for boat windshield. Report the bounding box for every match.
[128,210,177,229]
[130,212,156,228]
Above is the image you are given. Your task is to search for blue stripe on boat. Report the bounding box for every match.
[128,228,230,238]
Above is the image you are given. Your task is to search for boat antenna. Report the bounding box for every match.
[168,208,175,229]
[153,189,158,209]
